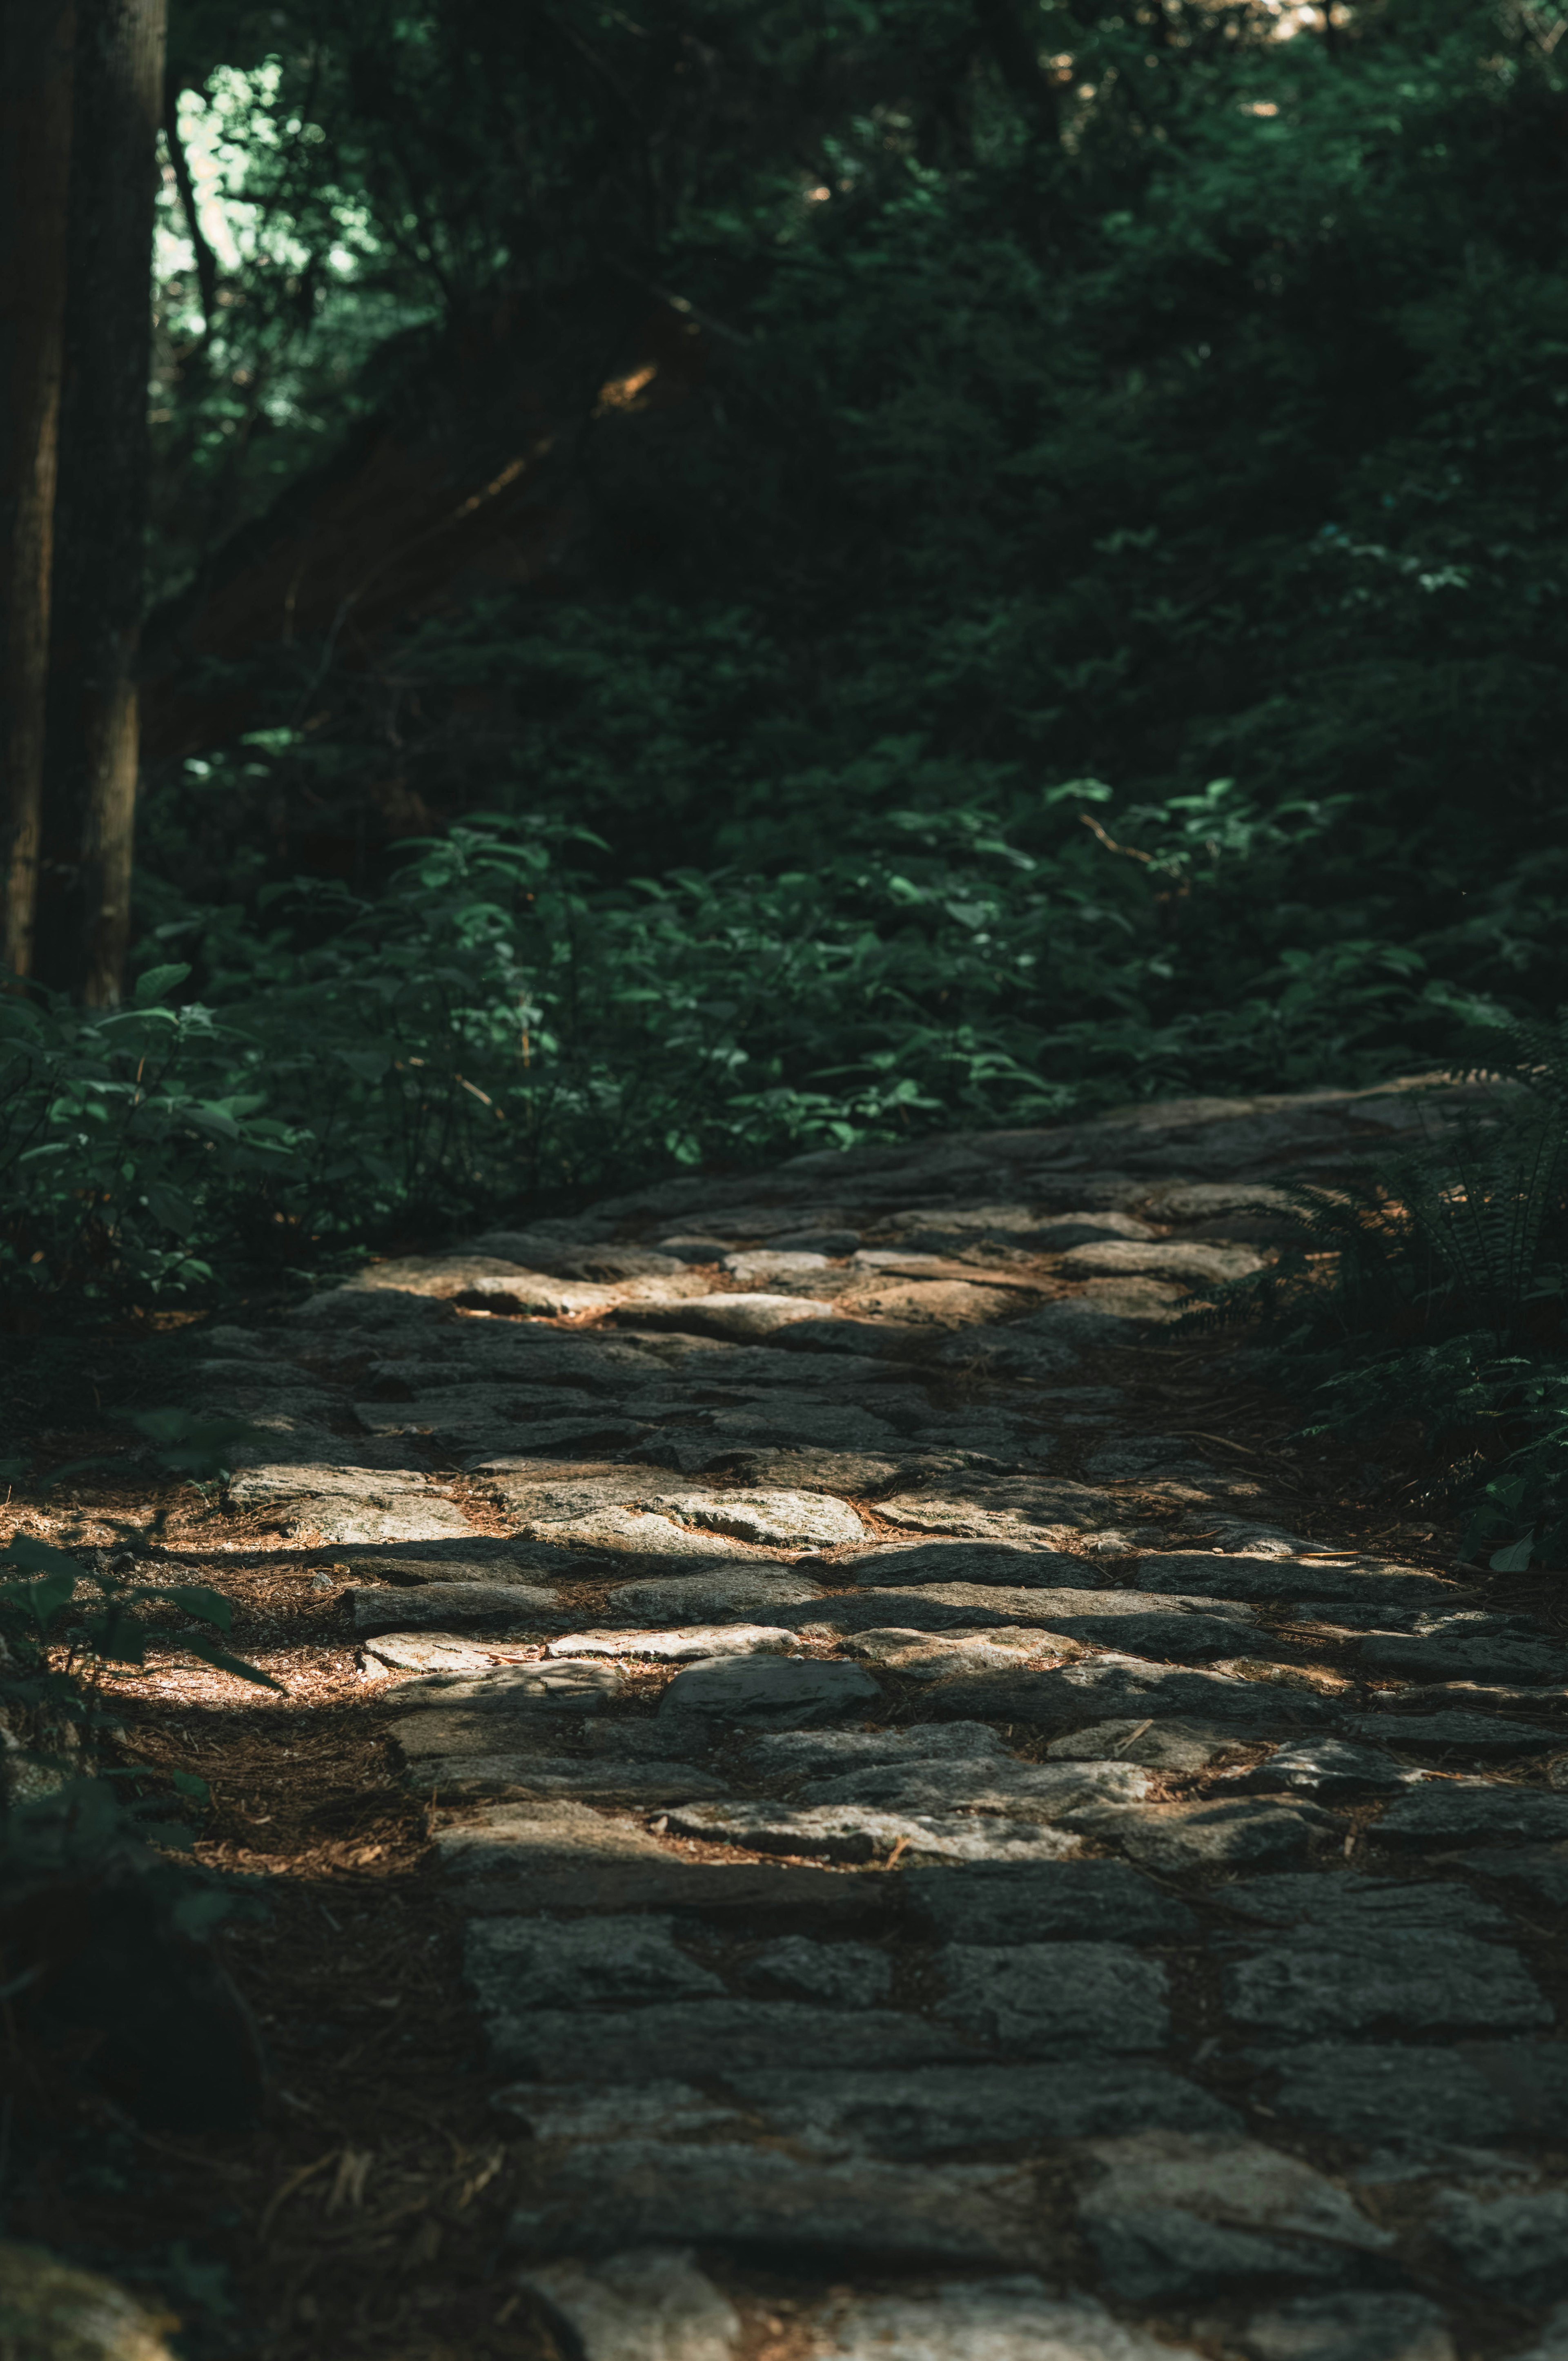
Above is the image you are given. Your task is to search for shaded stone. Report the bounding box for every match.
[1343,1711,1566,1756]
[1045,1721,1234,1772]
[1114,1800,1339,1875]
[743,1936,893,2007]
[735,2063,1238,2158]
[1453,1844,1568,1905]
[1224,1742,1418,1799]
[907,1861,1197,1946]
[930,1660,1325,1729]
[1078,2133,1392,2301]
[609,1568,827,1622]
[1131,1555,1448,1610]
[507,2141,1042,2265]
[1259,2042,1541,2146]
[1434,2183,1568,2302]
[1004,1280,1193,1344]
[466,1915,723,2012]
[659,1656,880,1724]
[816,2283,1205,2361]
[933,1942,1168,2054]
[349,1581,561,1635]
[747,1724,1008,1777]
[403,1756,726,1805]
[518,2249,741,2361]
[699,1403,904,1453]
[435,1800,677,1879]
[495,2083,744,2143]
[1372,1784,1568,1852]
[1220,1878,1548,2038]
[544,1626,796,1662]
[488,2000,976,2079]
[849,1543,1099,1588]
[1236,2294,1456,2361]
[1359,1630,1568,1685]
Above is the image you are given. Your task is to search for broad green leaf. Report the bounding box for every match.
[134,963,193,1007]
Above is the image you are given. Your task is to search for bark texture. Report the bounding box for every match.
[0,2,76,979]
[36,0,166,1004]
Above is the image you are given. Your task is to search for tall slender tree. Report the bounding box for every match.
[35,0,166,1005]
[0,2,77,980]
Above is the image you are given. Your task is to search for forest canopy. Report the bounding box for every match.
[3,0,1567,1305]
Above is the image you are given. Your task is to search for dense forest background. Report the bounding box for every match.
[4,0,1568,1310]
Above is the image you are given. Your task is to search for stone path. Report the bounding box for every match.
[204,1084,1568,2358]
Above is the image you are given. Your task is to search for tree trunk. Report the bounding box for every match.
[35,0,166,1005]
[0,2,76,980]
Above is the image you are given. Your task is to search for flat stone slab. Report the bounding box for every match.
[403,1756,726,1805]
[1058,1238,1267,1282]
[518,2250,740,2361]
[608,1567,827,1621]
[746,1723,1008,1777]
[837,1628,1066,1679]
[1359,1630,1568,1684]
[1045,1720,1236,1771]
[1236,2294,1457,2361]
[813,2284,1205,2361]
[365,1631,556,1673]
[468,1914,724,2012]
[663,1798,1081,1867]
[792,1757,1153,1820]
[543,1625,796,1662]
[1113,1799,1340,1874]
[731,2060,1238,2155]
[637,1292,841,1339]
[743,1935,893,2007]
[1433,2183,1568,2303]
[486,1998,984,2079]
[1343,1710,1566,1755]
[1078,2132,1392,2301]
[873,1479,1128,1545]
[907,1861,1197,1945]
[1218,1876,1548,2038]
[388,1659,627,1715]
[929,1660,1328,1729]
[507,2140,1043,2265]
[659,1656,880,1724]
[349,1581,562,1635]
[1372,1784,1568,1851]
[846,1542,1092,1587]
[1453,1844,1568,1904]
[1261,2040,1568,2146]
[933,1941,1169,2054]
[1223,1740,1419,1797]
[1130,1553,1451,1609]
[435,1801,678,1880]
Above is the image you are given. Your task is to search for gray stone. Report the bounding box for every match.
[933,1942,1168,2054]
[1453,1844,1568,1904]
[1131,1555,1448,1610]
[1225,1742,1418,1799]
[743,1936,893,2006]
[1236,2293,1456,2361]
[837,1627,1063,1679]
[874,1480,1128,1546]
[1343,1711,1566,1756]
[641,1291,841,1339]
[507,2141,1041,2265]
[721,1249,831,1279]
[1045,1721,1234,1771]
[582,1718,718,1760]
[907,1861,1197,1945]
[848,1542,1092,1587]
[466,1916,723,2013]
[1057,1238,1267,1283]
[734,2063,1238,2157]
[1220,1878,1549,2038]
[931,1660,1326,1729]
[1002,1281,1192,1345]
[1078,2133,1392,2300]
[403,1756,726,1805]
[662,1798,1080,1867]
[659,1656,880,1724]
[544,1625,796,1662]
[486,2000,974,2080]
[748,1723,1008,1777]
[1434,2183,1568,2302]
[1504,2303,1568,2361]
[390,1659,627,1713]
[1260,2042,1548,2146]
[794,1758,1152,1821]
[1114,1800,1339,1875]
[350,1581,562,1634]
[365,1630,550,1674]
[609,1567,827,1621]
[815,2281,1205,2361]
[1372,1784,1568,1851]
[518,2248,741,2361]
[436,1800,677,1878]
[1359,1630,1568,1684]
[494,2083,744,2143]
